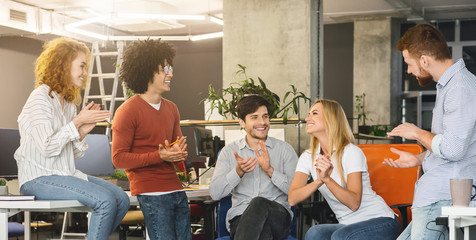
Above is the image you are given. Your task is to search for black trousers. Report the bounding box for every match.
[229,197,291,240]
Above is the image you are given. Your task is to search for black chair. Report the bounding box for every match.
[8,222,24,239]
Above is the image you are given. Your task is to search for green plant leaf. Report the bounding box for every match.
[282,109,288,124]
[200,64,310,123]
[292,100,298,114]
[283,91,291,102]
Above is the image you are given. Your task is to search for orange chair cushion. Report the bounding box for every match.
[357,144,423,226]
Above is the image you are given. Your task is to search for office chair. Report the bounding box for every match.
[215,195,297,240]
[357,143,423,232]
[119,209,146,240]
[8,222,24,239]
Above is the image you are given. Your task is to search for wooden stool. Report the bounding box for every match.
[119,210,145,240]
[24,221,54,240]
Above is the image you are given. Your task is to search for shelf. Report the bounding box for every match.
[96,118,305,127]
[355,133,394,140]
[179,118,305,127]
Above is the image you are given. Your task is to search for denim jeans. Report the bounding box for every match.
[137,191,191,240]
[229,197,291,240]
[305,216,400,240]
[397,200,476,240]
[20,175,130,240]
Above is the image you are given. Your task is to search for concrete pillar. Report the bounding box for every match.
[223,0,311,98]
[223,0,314,153]
[353,18,392,126]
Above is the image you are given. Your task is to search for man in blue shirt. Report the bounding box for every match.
[209,95,298,240]
[384,24,476,240]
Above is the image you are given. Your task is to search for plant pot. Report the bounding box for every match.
[0,186,8,195]
[107,179,130,191]
[358,125,372,134]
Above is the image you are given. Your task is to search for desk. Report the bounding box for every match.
[442,206,476,240]
[0,200,90,240]
[1,187,214,240]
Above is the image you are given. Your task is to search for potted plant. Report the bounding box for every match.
[0,178,8,195]
[370,124,393,137]
[355,93,372,134]
[202,64,310,124]
[108,170,130,190]
[174,165,192,186]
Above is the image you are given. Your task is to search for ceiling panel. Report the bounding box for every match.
[4,0,476,42]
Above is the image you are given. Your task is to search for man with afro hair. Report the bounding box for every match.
[112,39,190,240]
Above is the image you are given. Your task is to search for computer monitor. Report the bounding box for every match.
[209,135,225,167]
[194,127,215,163]
[181,126,207,170]
[181,126,224,170]
[0,128,20,179]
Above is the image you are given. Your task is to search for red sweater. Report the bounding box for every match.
[112,95,183,196]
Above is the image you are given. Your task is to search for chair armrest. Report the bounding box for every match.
[390,204,412,230]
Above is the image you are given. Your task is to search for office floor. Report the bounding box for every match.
[9,227,145,240]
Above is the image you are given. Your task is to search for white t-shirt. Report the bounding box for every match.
[295,143,395,225]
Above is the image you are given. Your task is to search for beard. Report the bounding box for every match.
[416,65,433,87]
[246,126,269,141]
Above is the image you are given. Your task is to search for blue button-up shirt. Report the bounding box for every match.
[209,136,298,229]
[413,59,476,208]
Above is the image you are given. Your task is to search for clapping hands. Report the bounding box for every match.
[159,136,188,163]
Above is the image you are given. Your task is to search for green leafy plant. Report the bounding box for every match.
[355,93,372,126]
[174,165,191,183]
[109,171,128,180]
[123,82,136,99]
[202,64,310,124]
[0,178,6,186]
[370,125,393,137]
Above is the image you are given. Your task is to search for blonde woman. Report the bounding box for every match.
[288,99,399,240]
[15,37,129,240]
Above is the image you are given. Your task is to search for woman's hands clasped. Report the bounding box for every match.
[315,154,333,183]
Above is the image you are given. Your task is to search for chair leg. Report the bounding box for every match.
[60,212,68,240]
[119,225,129,240]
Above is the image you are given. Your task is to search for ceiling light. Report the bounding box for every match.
[64,27,108,40]
[64,12,222,42]
[117,13,206,21]
[191,32,223,41]
[209,15,223,25]
[108,35,190,41]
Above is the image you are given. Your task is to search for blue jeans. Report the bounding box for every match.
[397,200,476,240]
[305,216,400,240]
[20,175,130,240]
[137,191,191,240]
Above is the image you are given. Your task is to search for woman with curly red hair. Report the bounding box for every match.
[14,37,129,240]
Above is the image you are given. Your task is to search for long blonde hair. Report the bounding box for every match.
[310,99,354,187]
[34,37,90,105]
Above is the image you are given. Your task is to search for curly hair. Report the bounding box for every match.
[396,24,451,60]
[35,37,90,105]
[120,39,176,94]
